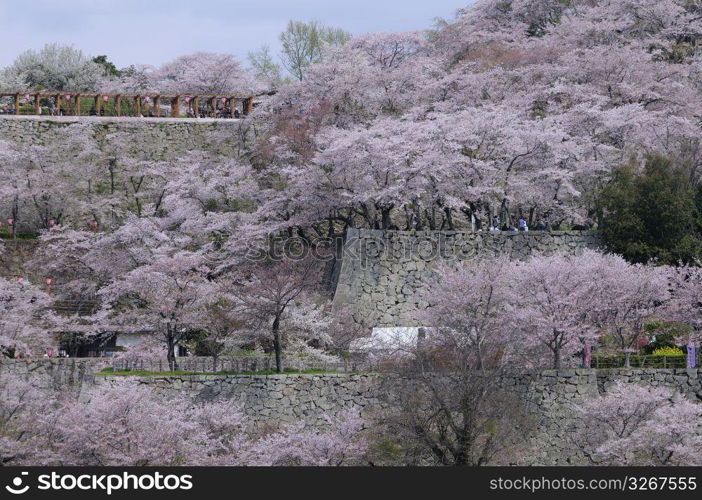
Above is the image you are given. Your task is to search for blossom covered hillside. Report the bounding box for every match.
[252,0,702,235]
[0,0,702,469]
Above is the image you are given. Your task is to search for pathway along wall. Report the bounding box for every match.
[332,229,602,327]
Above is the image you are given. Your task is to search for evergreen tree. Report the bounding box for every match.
[600,154,702,265]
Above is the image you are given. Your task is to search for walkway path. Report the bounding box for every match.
[0,115,241,123]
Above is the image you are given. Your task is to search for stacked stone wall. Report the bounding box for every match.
[333,229,601,326]
[2,359,698,464]
[0,116,243,160]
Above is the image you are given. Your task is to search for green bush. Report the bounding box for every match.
[643,321,692,353]
[599,154,702,265]
[652,346,684,357]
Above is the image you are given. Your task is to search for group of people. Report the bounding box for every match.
[186,106,240,119]
[1,100,243,119]
[486,218,548,232]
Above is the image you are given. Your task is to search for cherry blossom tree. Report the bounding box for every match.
[0,277,57,358]
[29,227,105,303]
[1,378,369,466]
[98,249,213,371]
[156,153,258,237]
[665,265,702,348]
[152,52,253,95]
[35,216,212,368]
[417,258,522,369]
[250,0,702,235]
[576,382,702,465]
[0,43,108,92]
[587,254,670,365]
[0,377,50,464]
[194,282,248,372]
[382,258,534,466]
[415,251,673,370]
[512,251,606,368]
[225,256,323,373]
[39,383,244,466]
[235,411,366,466]
[511,251,672,368]
[102,64,154,93]
[0,139,73,234]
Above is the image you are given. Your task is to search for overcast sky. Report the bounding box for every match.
[0,0,471,69]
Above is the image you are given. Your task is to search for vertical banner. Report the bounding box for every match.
[583,343,591,369]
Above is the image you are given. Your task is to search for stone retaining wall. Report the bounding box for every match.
[510,368,702,464]
[91,367,700,465]
[332,229,602,326]
[90,373,397,429]
[0,358,105,388]
[0,116,244,160]
[2,359,698,464]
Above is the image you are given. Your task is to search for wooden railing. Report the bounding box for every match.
[0,91,255,118]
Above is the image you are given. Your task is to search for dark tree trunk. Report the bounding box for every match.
[500,198,511,227]
[485,203,494,229]
[443,207,454,230]
[426,206,436,230]
[12,195,19,239]
[552,333,562,369]
[273,314,283,373]
[166,334,178,371]
[381,206,393,230]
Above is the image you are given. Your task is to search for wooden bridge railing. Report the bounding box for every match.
[0,91,255,118]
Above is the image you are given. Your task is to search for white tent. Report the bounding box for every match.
[349,327,432,357]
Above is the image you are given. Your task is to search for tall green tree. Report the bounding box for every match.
[92,55,119,77]
[279,20,351,81]
[599,154,702,265]
[248,45,285,90]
